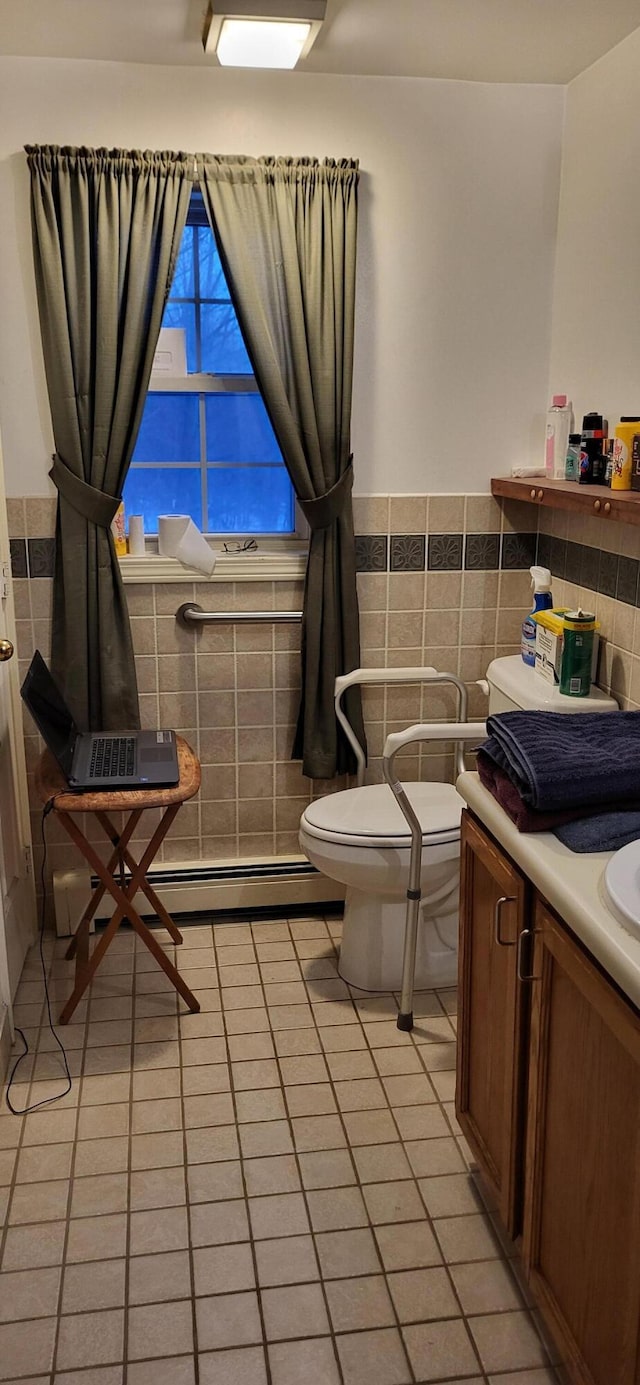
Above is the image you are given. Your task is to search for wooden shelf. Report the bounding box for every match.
[491,475,640,527]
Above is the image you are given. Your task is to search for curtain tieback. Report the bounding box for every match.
[298,458,354,531]
[49,454,121,528]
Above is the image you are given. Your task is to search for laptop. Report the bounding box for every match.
[21,650,180,791]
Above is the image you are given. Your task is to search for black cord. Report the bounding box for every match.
[5,798,72,1115]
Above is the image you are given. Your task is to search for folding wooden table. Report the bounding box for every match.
[35,735,201,1024]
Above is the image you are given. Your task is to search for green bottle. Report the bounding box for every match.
[559,611,597,697]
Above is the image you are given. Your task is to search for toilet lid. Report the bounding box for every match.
[301,781,463,849]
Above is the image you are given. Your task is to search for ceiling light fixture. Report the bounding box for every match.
[203,1,326,70]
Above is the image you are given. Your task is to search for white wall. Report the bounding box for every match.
[0,57,564,497]
[549,28,640,431]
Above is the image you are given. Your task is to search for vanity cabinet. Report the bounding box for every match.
[457,811,640,1385]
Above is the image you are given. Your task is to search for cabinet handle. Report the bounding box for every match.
[604,501,611,514]
[494,894,516,947]
[530,488,537,500]
[537,489,544,501]
[593,499,601,512]
[516,926,538,981]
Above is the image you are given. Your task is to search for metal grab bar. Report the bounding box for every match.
[176,602,302,628]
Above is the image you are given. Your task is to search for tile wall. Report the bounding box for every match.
[9,488,640,895]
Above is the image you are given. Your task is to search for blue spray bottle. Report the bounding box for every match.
[521,566,553,667]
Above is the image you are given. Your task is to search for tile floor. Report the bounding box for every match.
[0,914,562,1385]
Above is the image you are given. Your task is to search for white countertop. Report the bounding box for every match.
[456,772,640,1012]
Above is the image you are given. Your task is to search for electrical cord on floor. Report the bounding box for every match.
[5,798,72,1115]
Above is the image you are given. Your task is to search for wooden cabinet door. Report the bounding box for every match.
[523,899,640,1385]
[456,811,529,1236]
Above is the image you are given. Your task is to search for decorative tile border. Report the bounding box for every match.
[390,534,425,572]
[356,531,538,575]
[9,537,55,579]
[543,536,640,608]
[355,534,387,572]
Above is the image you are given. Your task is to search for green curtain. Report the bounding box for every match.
[25,145,194,730]
[198,155,364,779]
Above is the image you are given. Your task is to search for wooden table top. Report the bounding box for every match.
[34,735,201,813]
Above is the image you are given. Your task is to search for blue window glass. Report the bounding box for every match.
[207,466,294,533]
[170,225,195,299]
[132,394,200,463]
[205,395,282,463]
[123,467,202,532]
[161,301,197,373]
[197,227,229,299]
[201,305,252,374]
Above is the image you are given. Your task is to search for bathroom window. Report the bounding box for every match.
[123,191,297,538]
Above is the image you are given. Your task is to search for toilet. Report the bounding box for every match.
[299,656,618,993]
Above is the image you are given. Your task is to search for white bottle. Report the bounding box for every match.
[545,394,574,479]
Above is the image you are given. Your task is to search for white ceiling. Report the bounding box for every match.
[0,0,638,84]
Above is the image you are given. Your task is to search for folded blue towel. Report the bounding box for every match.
[482,709,640,813]
[554,811,640,853]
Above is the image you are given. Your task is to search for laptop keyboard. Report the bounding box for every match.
[89,736,136,780]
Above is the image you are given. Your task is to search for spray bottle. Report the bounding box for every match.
[521,566,553,667]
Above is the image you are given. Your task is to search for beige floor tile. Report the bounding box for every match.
[130,1165,186,1211]
[315,1227,381,1280]
[268,1337,339,1385]
[402,1317,480,1380]
[127,1249,192,1306]
[70,1172,128,1218]
[130,1097,182,1135]
[80,1073,131,1105]
[55,1368,124,1385]
[291,1114,347,1152]
[193,1242,256,1296]
[179,1010,224,1037]
[405,1136,466,1177]
[290,919,330,940]
[306,977,350,1002]
[129,1205,189,1256]
[268,1003,315,1031]
[1,1222,66,1270]
[326,1275,396,1332]
[251,921,290,942]
[66,1212,127,1263]
[434,1213,502,1264]
[221,984,264,1011]
[430,1069,457,1102]
[363,1179,426,1226]
[451,1259,524,1316]
[388,1266,459,1323]
[130,1131,184,1171]
[0,1265,61,1321]
[186,1126,240,1164]
[242,1154,301,1198]
[184,1093,235,1127]
[85,1045,134,1076]
[298,1148,356,1190]
[181,1037,227,1065]
[419,1040,457,1072]
[235,1088,287,1123]
[274,1027,322,1057]
[9,1179,69,1224]
[354,997,400,1023]
[216,944,257,966]
[373,1046,423,1076]
[181,1065,231,1097]
[285,1083,337,1118]
[352,1143,412,1185]
[255,1233,319,1287]
[239,1120,293,1158]
[86,1021,132,1048]
[214,924,254,945]
[187,1160,244,1204]
[420,1172,485,1218]
[61,1259,126,1313]
[180,947,217,972]
[319,1025,367,1054]
[231,1058,280,1090]
[262,1281,329,1340]
[325,1050,376,1081]
[362,1022,411,1050]
[469,1310,548,1374]
[15,1142,74,1183]
[0,1317,57,1378]
[190,1198,250,1247]
[259,961,301,983]
[56,1308,125,1370]
[77,1103,130,1141]
[249,1191,309,1240]
[336,1326,411,1385]
[196,1290,262,1350]
[200,1345,267,1385]
[375,1220,442,1273]
[382,1074,436,1107]
[22,1109,77,1146]
[132,1043,181,1075]
[128,1300,194,1360]
[307,1185,368,1232]
[487,1370,557,1384]
[263,981,308,1006]
[227,1033,275,1062]
[255,942,296,963]
[342,1110,398,1147]
[334,1078,387,1112]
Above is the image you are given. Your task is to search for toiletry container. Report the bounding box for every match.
[611,417,640,491]
[521,565,553,667]
[565,433,581,481]
[579,413,607,485]
[545,395,574,479]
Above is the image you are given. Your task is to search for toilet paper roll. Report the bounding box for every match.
[158,514,216,577]
[127,514,146,556]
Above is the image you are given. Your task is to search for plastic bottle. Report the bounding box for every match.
[521,566,553,667]
[545,395,574,479]
[611,417,640,491]
[565,434,581,481]
[579,412,607,485]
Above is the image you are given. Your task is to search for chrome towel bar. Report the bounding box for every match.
[176,602,302,627]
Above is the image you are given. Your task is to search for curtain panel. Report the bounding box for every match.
[25,144,194,730]
[198,155,364,779]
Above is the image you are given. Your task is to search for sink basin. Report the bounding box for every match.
[604,841,640,936]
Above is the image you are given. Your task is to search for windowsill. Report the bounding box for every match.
[119,547,308,584]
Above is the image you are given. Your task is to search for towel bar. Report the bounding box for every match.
[176,602,302,627]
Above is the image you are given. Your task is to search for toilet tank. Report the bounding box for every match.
[486,655,618,715]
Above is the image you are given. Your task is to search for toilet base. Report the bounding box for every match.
[338,884,459,993]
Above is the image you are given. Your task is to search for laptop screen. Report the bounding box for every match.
[20,650,77,780]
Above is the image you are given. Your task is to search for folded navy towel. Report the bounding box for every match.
[554,811,640,853]
[481,709,640,813]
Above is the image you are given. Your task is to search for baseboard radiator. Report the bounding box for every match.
[52,856,345,937]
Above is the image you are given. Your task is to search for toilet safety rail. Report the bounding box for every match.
[176,603,302,627]
[383,719,488,1033]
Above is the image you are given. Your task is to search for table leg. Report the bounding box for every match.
[66,810,143,961]
[95,812,183,946]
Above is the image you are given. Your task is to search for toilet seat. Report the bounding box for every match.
[301,781,463,850]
